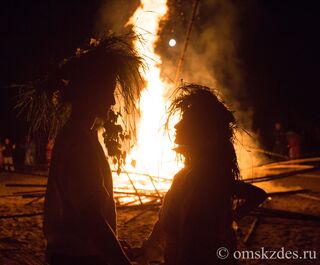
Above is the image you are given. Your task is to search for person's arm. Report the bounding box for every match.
[233,181,268,221]
[139,178,180,264]
[85,209,132,265]
[146,220,163,245]
[137,220,164,265]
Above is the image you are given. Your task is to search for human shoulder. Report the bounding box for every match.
[172,167,189,183]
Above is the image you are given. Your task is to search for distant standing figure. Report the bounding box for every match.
[46,138,55,165]
[287,131,301,159]
[2,138,16,171]
[0,137,3,170]
[272,122,287,158]
[25,136,36,167]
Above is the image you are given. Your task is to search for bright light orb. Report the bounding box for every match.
[169,39,176,47]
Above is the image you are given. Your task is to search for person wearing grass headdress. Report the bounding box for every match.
[140,84,267,265]
[43,35,144,265]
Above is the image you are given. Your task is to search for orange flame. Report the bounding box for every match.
[109,0,182,204]
[106,1,265,206]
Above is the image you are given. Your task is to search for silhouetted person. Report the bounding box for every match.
[287,131,301,159]
[46,138,55,166]
[0,137,3,170]
[141,84,267,265]
[25,135,36,167]
[43,36,144,265]
[272,121,287,158]
[2,137,16,171]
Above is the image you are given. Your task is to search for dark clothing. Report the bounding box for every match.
[158,165,237,265]
[2,143,15,171]
[272,129,287,156]
[43,121,116,260]
[3,143,14,157]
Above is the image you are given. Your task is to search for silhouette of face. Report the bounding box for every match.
[76,75,116,118]
[174,109,202,147]
[91,76,116,117]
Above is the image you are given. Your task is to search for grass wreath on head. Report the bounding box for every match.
[166,83,240,181]
[15,34,146,165]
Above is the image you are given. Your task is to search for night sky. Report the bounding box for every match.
[0,0,319,153]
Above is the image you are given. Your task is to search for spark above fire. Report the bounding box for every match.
[169,38,177,47]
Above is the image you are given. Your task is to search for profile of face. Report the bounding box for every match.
[4,138,9,145]
[91,77,116,118]
[75,75,116,119]
[174,109,203,148]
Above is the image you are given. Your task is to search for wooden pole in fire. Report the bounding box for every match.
[174,0,200,86]
[122,166,143,205]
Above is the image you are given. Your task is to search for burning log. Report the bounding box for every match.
[13,170,47,177]
[244,165,320,184]
[114,191,162,199]
[5,184,46,188]
[25,196,44,205]
[0,194,30,198]
[251,207,320,222]
[22,194,44,198]
[123,168,143,205]
[117,203,161,210]
[121,198,142,207]
[111,170,172,182]
[267,189,309,197]
[145,174,162,199]
[0,212,43,219]
[13,190,46,195]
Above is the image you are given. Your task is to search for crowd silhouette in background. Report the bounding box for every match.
[0,136,54,172]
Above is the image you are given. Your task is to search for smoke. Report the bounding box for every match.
[93,0,140,36]
[183,0,242,96]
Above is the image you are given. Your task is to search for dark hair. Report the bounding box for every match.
[167,83,240,182]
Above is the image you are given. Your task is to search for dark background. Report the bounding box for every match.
[0,0,319,155]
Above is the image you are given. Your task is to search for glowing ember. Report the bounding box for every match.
[169,38,176,47]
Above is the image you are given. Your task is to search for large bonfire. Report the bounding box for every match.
[109,0,270,206]
[110,0,183,206]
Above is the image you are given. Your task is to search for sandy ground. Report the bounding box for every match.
[1,171,320,265]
